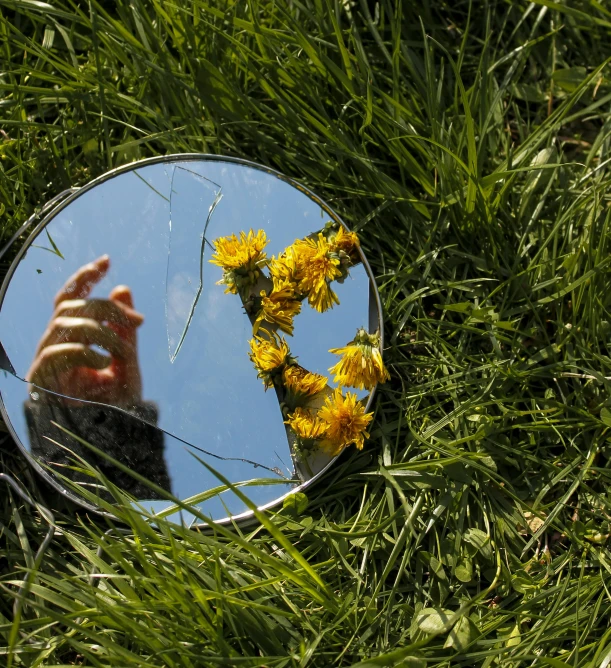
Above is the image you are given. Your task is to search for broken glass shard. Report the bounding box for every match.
[166,165,222,363]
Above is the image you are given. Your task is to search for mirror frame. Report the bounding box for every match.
[0,154,384,528]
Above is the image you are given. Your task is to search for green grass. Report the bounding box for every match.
[3,0,611,665]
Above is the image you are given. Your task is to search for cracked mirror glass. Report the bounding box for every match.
[0,158,381,524]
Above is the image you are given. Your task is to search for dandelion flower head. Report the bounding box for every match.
[248,335,292,388]
[283,365,328,403]
[293,234,341,312]
[210,229,269,295]
[318,388,373,455]
[329,328,390,390]
[328,225,360,257]
[269,250,299,292]
[253,285,302,336]
[285,407,329,445]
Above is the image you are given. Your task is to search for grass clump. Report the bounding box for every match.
[2,0,611,665]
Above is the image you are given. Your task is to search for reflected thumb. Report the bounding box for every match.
[110,284,134,309]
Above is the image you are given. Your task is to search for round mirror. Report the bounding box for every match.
[0,155,384,526]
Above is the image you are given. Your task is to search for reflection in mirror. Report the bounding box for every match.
[166,165,223,362]
[0,158,382,523]
[2,372,295,525]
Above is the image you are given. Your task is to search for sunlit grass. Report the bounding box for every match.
[2,0,611,665]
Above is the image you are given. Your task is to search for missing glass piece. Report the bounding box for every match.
[166,166,223,362]
[0,340,16,375]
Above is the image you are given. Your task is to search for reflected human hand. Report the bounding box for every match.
[27,255,144,406]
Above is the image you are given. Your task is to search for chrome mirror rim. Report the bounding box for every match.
[0,153,384,528]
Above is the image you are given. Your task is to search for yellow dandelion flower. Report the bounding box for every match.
[283,365,328,404]
[329,225,360,257]
[210,229,268,270]
[293,234,341,312]
[210,229,269,295]
[285,408,329,444]
[248,335,292,389]
[269,250,299,292]
[292,236,318,262]
[329,328,390,391]
[318,388,373,455]
[253,285,302,336]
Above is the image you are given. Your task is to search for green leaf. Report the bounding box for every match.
[538,659,573,668]
[511,83,548,102]
[463,528,489,550]
[552,67,587,93]
[395,657,427,668]
[352,650,426,668]
[505,623,522,647]
[512,572,534,594]
[415,607,453,634]
[444,616,479,651]
[82,138,98,155]
[283,492,309,515]
[454,558,473,583]
[438,301,473,313]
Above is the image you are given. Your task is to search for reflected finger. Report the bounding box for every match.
[36,316,126,358]
[28,343,111,386]
[109,285,139,344]
[53,255,110,308]
[109,284,135,311]
[54,298,144,327]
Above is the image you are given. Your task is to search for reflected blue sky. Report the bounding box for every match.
[0,159,375,520]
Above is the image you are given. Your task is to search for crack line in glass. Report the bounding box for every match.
[9,374,289,477]
[166,166,223,363]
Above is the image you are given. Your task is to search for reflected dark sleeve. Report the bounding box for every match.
[23,401,171,501]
